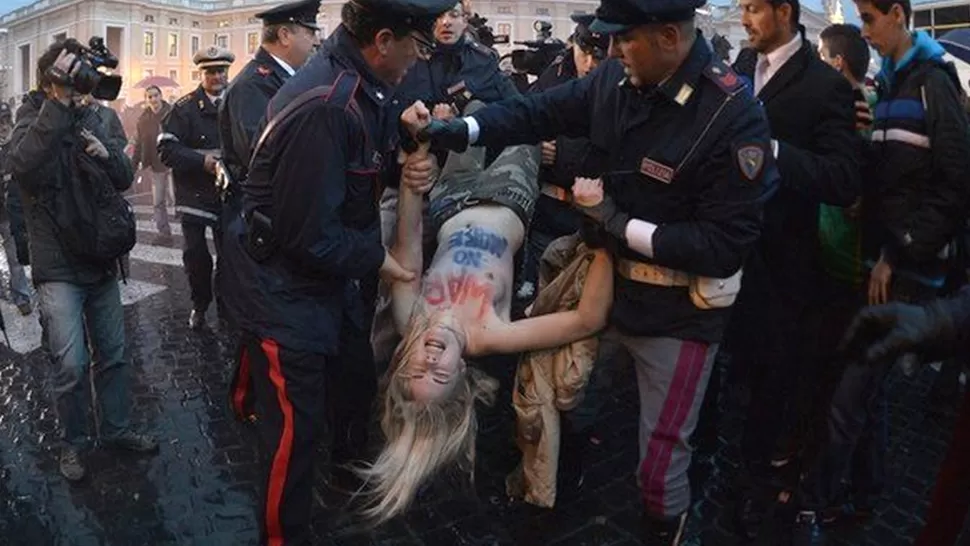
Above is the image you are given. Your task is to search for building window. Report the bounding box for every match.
[913,9,931,28]
[247,32,259,54]
[144,69,154,79]
[144,31,155,56]
[191,70,200,81]
[934,5,970,26]
[535,7,549,16]
[217,20,231,28]
[215,35,229,49]
[191,35,200,54]
[496,23,512,37]
[168,17,178,25]
[52,31,67,43]
[18,44,31,93]
[192,21,201,28]
[144,14,155,23]
[167,33,178,57]
[169,69,178,81]
[497,5,512,14]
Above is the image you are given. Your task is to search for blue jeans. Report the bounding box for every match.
[0,219,31,306]
[37,278,130,447]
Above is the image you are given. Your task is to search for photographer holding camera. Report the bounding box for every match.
[7,39,157,483]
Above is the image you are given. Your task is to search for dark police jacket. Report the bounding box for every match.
[472,35,777,342]
[400,35,518,107]
[222,25,392,355]
[219,46,290,185]
[733,38,860,301]
[863,32,970,285]
[530,49,593,236]
[158,86,222,224]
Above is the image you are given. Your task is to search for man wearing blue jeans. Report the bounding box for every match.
[8,39,158,482]
[0,102,32,316]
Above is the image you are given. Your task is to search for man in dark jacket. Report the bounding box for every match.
[158,46,235,330]
[0,101,32,315]
[219,0,321,196]
[219,1,452,542]
[790,0,970,541]
[8,40,157,483]
[222,0,321,421]
[520,14,608,304]
[726,0,861,533]
[133,86,173,238]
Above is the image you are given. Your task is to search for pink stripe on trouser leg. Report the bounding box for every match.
[626,336,717,517]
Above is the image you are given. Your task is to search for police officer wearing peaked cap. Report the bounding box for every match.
[222,0,322,421]
[405,0,778,542]
[220,0,321,191]
[158,45,235,330]
[218,0,455,543]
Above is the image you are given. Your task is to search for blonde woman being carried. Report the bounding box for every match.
[357,100,613,523]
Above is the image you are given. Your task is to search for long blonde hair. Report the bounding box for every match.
[355,311,498,525]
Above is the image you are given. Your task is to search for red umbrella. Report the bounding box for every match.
[132,75,180,89]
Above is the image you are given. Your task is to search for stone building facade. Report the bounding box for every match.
[0,0,597,104]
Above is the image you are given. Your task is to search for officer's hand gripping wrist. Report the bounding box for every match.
[575,195,628,241]
[416,118,469,152]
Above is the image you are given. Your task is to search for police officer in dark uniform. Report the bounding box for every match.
[516,13,610,493]
[406,0,778,541]
[218,0,321,199]
[400,1,518,112]
[218,0,453,543]
[520,13,608,302]
[221,0,321,421]
[159,46,235,330]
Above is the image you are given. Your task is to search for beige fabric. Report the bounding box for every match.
[506,234,600,508]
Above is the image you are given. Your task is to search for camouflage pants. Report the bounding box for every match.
[428,143,541,233]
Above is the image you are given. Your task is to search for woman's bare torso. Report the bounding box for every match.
[418,205,525,325]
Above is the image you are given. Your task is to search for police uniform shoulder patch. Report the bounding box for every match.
[704,61,742,94]
[175,94,193,107]
[468,40,498,59]
[736,143,766,182]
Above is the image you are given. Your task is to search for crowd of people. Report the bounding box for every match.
[1,0,969,544]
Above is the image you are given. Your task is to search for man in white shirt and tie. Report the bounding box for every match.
[724,0,862,539]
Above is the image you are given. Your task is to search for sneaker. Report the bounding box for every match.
[103,431,159,453]
[59,447,85,482]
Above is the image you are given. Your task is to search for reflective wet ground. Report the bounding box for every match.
[0,190,966,545]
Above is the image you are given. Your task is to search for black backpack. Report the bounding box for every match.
[46,142,136,265]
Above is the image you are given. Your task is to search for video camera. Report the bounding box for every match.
[467,13,506,49]
[48,37,122,101]
[509,21,567,77]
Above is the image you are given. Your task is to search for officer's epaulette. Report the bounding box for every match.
[703,60,744,94]
[175,93,194,108]
[256,65,272,77]
[467,39,499,59]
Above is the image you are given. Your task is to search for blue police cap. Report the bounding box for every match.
[571,13,610,58]
[255,0,323,30]
[352,0,457,33]
[590,0,706,35]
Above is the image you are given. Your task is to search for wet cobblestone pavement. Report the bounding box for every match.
[0,191,967,546]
